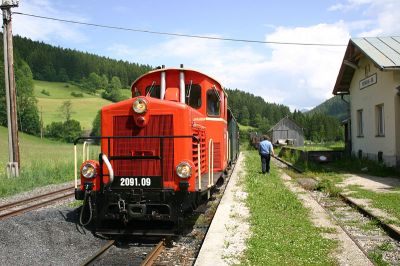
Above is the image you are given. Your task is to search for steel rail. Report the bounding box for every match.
[80,240,116,266]
[141,240,165,266]
[0,186,75,212]
[0,191,75,220]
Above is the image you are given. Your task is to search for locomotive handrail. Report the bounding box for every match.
[82,141,90,162]
[208,139,214,188]
[198,143,201,190]
[74,145,78,189]
[102,154,114,185]
[73,135,199,145]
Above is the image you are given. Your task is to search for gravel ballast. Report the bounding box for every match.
[0,206,108,266]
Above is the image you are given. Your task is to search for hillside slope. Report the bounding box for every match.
[307,95,349,121]
[34,80,114,130]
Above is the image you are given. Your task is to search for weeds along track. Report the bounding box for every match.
[0,186,75,220]
[273,156,400,265]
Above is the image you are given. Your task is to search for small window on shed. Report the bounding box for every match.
[145,85,160,98]
[207,89,220,116]
[185,84,202,109]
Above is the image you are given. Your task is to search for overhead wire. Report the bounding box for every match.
[13,11,347,47]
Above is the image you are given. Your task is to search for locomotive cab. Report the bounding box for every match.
[74,66,237,234]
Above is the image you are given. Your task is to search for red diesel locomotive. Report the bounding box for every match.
[74,66,239,234]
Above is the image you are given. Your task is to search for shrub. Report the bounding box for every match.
[41,89,50,96]
[70,91,84,97]
[45,119,82,143]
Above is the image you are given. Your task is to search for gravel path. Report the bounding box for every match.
[338,174,400,193]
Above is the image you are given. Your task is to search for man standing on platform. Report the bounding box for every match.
[259,135,275,174]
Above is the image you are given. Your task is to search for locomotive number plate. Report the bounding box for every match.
[120,177,151,187]
[117,177,162,188]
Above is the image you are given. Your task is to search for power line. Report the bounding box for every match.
[13,11,347,47]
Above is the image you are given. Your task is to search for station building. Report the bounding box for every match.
[333,37,400,168]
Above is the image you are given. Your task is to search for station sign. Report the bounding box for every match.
[359,73,377,90]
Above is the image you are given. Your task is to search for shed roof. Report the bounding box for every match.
[268,116,303,133]
[332,36,400,95]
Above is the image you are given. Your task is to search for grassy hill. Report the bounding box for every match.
[307,95,349,121]
[33,80,126,131]
[0,126,99,196]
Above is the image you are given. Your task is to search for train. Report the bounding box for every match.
[74,65,239,234]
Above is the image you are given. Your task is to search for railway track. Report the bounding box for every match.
[0,186,75,220]
[273,156,400,265]
[80,239,164,266]
[80,240,116,266]
[141,240,165,266]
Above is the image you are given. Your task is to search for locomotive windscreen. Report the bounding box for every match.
[112,115,174,184]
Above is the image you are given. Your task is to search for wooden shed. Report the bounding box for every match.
[267,117,304,147]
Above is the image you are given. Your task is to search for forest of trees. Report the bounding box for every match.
[226,89,344,142]
[0,52,40,136]
[13,35,152,87]
[291,110,343,142]
[307,95,349,121]
[226,89,291,133]
[0,34,152,140]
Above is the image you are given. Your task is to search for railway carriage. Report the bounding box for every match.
[74,66,239,234]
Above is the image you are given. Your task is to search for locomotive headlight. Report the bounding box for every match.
[132,98,148,114]
[81,163,96,178]
[176,162,192,178]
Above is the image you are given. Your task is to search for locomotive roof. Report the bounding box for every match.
[131,67,228,97]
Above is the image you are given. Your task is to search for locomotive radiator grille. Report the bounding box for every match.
[213,142,221,170]
[192,128,206,177]
[112,115,174,182]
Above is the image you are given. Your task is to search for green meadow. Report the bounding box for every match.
[0,126,99,197]
[34,80,113,130]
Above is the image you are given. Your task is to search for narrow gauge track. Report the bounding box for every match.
[80,159,238,266]
[0,186,75,220]
[80,240,164,266]
[80,240,116,266]
[141,240,165,266]
[273,156,400,264]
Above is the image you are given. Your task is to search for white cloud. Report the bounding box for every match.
[12,0,87,43]
[329,0,400,36]
[264,23,350,104]
[108,23,350,110]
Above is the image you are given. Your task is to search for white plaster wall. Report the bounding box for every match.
[395,72,400,166]
[349,57,400,166]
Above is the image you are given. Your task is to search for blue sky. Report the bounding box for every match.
[12,0,400,110]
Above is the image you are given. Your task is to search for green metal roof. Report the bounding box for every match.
[332,36,400,95]
[352,37,400,69]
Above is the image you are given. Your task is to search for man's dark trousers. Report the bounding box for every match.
[261,153,271,174]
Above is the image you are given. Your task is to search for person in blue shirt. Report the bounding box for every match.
[258,135,275,174]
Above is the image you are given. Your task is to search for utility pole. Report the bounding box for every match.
[1,0,19,177]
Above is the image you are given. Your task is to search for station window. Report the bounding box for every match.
[375,104,385,136]
[145,85,160,98]
[206,89,220,116]
[185,84,202,109]
[357,109,363,137]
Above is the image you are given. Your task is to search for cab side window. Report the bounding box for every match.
[185,84,201,109]
[206,89,220,116]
